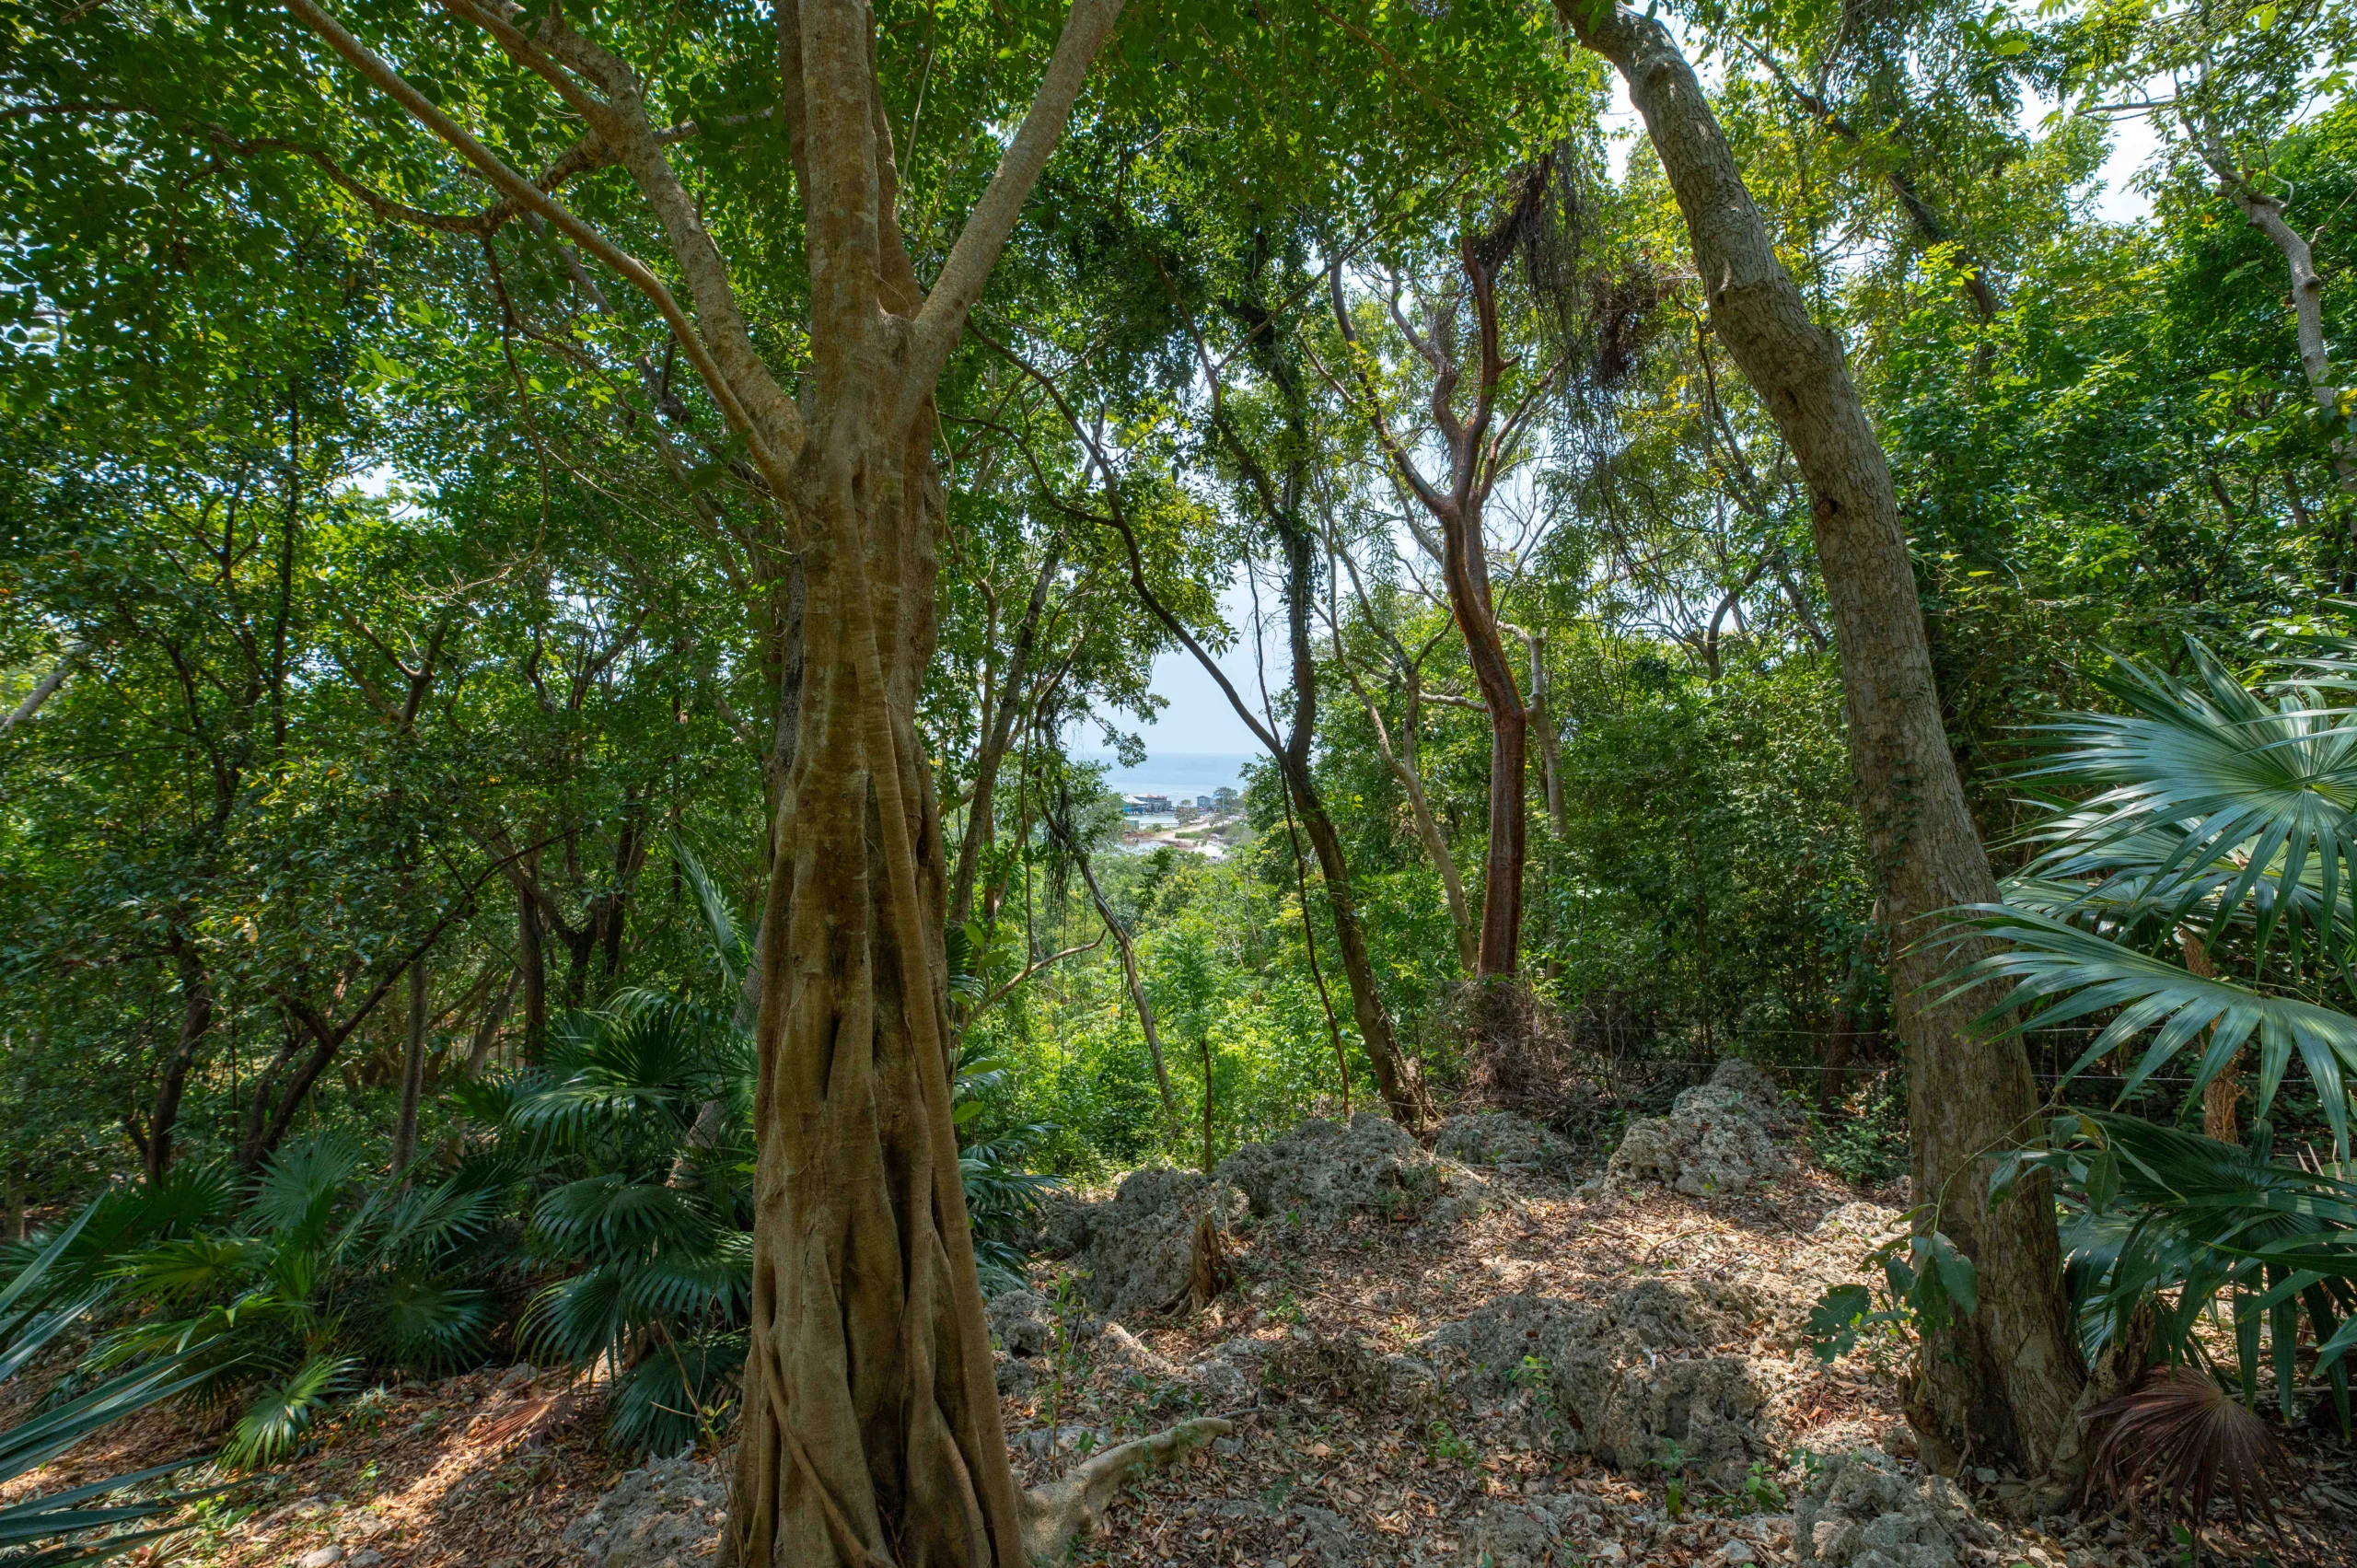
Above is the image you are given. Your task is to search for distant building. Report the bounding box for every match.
[1196,795,1213,810]
[1121,794,1173,816]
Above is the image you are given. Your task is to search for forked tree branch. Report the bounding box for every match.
[899,0,1128,423]
[283,0,789,495]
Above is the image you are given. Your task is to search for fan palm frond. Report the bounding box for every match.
[607,1329,747,1457]
[2012,642,2357,962]
[670,833,752,994]
[366,1271,492,1372]
[220,1353,355,1469]
[534,1176,710,1258]
[1941,907,2357,1149]
[2088,1364,2291,1533]
[249,1135,366,1251]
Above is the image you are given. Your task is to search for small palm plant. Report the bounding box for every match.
[459,988,755,1456]
[96,1136,498,1468]
[1945,639,2357,1439]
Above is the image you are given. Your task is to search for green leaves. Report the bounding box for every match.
[1940,904,2357,1148]
[1805,1219,1979,1361]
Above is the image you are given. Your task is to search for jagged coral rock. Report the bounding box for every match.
[1214,1113,1441,1226]
[1039,1166,1248,1318]
[1434,1110,1578,1178]
[1426,1279,1770,1487]
[1793,1449,1996,1568]
[561,1454,725,1568]
[1608,1060,1798,1196]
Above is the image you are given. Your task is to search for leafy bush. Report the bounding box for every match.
[1808,1073,1910,1188]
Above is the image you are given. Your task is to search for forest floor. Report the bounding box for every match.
[8,1105,2357,1568]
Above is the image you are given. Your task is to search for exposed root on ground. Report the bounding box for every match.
[1017,1416,1233,1563]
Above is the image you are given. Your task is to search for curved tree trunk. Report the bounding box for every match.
[950,540,1061,927]
[1557,0,2080,1473]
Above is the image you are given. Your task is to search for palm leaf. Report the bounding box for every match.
[2011,643,2357,963]
[1938,907,2357,1151]
[219,1353,354,1470]
[669,832,751,993]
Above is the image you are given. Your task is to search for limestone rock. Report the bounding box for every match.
[1607,1060,1799,1197]
[1039,1166,1248,1318]
[1813,1202,1905,1242]
[1707,1058,1802,1132]
[987,1288,1054,1358]
[1457,1493,1607,1568]
[561,1454,726,1568]
[1434,1111,1576,1178]
[1792,1449,1996,1568]
[1214,1113,1439,1227]
[1284,1503,1370,1568]
[1425,1279,1769,1486]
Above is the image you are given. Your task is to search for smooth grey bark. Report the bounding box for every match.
[1559,0,2080,1473]
[1,644,81,737]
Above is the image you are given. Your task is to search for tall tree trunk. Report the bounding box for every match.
[392,956,430,1171]
[2194,139,2357,566]
[145,934,213,1183]
[1514,625,1568,836]
[1328,244,1527,975]
[464,966,521,1079]
[950,539,1062,926]
[2175,930,2242,1144]
[1559,0,2080,1473]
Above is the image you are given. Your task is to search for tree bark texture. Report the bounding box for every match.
[1559,0,2080,1472]
[145,934,214,1183]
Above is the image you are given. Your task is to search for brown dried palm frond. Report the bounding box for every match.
[2086,1364,2292,1534]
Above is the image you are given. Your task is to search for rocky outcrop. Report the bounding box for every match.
[1793,1449,1996,1568]
[1425,1278,1770,1487]
[1434,1110,1577,1178]
[561,1455,724,1568]
[1215,1113,1440,1226]
[1039,1166,1247,1318]
[1608,1059,1798,1196]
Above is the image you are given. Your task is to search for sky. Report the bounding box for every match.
[1100,77,2167,762]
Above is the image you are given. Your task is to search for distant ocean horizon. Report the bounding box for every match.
[1074,749,1260,803]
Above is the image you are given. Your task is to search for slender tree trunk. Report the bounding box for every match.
[1,644,81,738]
[145,935,213,1183]
[950,540,1061,925]
[464,966,521,1079]
[1514,626,1568,836]
[2195,141,2357,566]
[1071,837,1183,1141]
[392,956,430,1171]
[1560,0,2080,1473]
[1335,648,1475,970]
[1329,250,1527,975]
[517,871,548,1052]
[2175,930,2242,1144]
